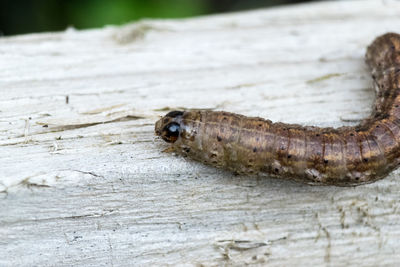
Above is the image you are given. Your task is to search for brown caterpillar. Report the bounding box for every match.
[155,33,400,186]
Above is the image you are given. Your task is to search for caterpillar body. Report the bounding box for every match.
[155,33,400,186]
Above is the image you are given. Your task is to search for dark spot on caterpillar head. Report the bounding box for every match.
[217,136,222,142]
[158,122,181,143]
[183,147,191,153]
[258,123,262,127]
[287,154,292,159]
[210,153,217,158]
[355,177,360,180]
[363,158,369,163]
[396,104,399,108]
[350,133,354,136]
[253,147,257,152]
[222,117,228,122]
[274,168,279,173]
[316,133,320,137]
[376,125,380,128]
[324,159,329,164]
[165,110,184,118]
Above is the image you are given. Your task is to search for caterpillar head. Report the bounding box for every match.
[155,111,184,143]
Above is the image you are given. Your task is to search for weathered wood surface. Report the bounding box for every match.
[1,1,400,266]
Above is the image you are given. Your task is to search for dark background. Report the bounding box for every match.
[0,0,314,36]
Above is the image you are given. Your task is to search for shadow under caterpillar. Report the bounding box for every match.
[155,33,400,186]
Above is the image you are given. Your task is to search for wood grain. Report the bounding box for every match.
[1,0,400,266]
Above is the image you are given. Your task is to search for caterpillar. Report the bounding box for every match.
[155,33,400,186]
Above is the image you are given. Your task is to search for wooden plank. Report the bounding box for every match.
[1,0,400,266]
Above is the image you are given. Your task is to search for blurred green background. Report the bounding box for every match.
[0,0,313,36]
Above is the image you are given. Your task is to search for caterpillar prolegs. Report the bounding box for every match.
[155,33,400,186]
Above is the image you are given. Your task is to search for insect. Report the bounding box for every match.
[155,33,400,186]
